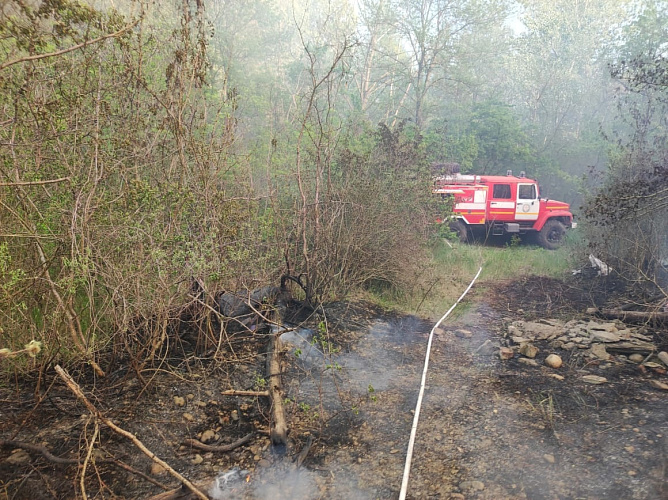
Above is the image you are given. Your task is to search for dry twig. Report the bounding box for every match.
[54,365,208,500]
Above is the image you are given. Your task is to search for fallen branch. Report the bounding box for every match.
[589,308,668,325]
[54,365,208,500]
[0,439,78,465]
[148,482,211,500]
[0,439,170,491]
[294,435,313,467]
[266,330,288,450]
[183,433,253,453]
[220,390,269,397]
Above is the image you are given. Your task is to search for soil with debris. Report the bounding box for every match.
[1,276,667,499]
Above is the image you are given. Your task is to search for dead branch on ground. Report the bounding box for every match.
[183,433,253,453]
[54,365,208,500]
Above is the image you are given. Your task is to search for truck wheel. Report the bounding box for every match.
[449,220,470,243]
[536,220,566,250]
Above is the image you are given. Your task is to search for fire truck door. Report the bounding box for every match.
[489,183,515,221]
[515,183,539,220]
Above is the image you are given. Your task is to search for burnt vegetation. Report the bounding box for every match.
[584,55,668,307]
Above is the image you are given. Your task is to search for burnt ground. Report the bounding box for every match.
[1,275,667,499]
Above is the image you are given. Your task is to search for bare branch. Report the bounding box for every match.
[0,21,140,71]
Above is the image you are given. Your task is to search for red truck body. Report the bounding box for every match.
[433,172,575,249]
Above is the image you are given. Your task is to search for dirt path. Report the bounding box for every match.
[291,300,668,500]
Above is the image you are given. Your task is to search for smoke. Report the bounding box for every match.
[209,465,317,500]
[252,466,316,500]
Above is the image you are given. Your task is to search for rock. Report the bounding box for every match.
[518,358,539,367]
[649,380,668,391]
[5,449,31,465]
[590,331,621,343]
[537,319,564,327]
[643,361,663,369]
[582,375,607,385]
[183,412,194,422]
[192,454,204,465]
[151,463,167,475]
[231,410,239,421]
[590,343,611,360]
[548,373,564,381]
[519,343,539,358]
[545,354,563,368]
[499,347,514,360]
[512,336,532,344]
[658,351,668,367]
[460,480,485,492]
[455,329,473,338]
[543,453,555,464]
[173,396,185,407]
[507,324,522,336]
[474,340,496,356]
[521,322,561,340]
[587,321,618,333]
[200,430,216,443]
[631,332,652,341]
[629,354,644,363]
[258,459,271,467]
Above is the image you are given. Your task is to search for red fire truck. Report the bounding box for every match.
[433,171,575,249]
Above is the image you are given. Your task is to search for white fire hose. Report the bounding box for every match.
[398,266,483,500]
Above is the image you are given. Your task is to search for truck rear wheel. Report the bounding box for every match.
[536,220,566,250]
[449,220,470,243]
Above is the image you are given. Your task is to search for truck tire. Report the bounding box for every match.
[536,220,566,250]
[449,220,470,243]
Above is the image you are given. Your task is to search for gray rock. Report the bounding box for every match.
[522,321,561,340]
[518,357,539,367]
[589,331,621,343]
[587,321,618,333]
[474,340,496,356]
[590,344,611,360]
[629,354,644,363]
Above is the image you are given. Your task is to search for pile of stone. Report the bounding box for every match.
[503,318,661,361]
[493,318,668,388]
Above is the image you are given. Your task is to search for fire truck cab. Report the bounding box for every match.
[433,171,575,249]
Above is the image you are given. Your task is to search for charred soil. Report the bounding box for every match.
[1,278,667,499]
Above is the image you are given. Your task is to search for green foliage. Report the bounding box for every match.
[0,0,269,374]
